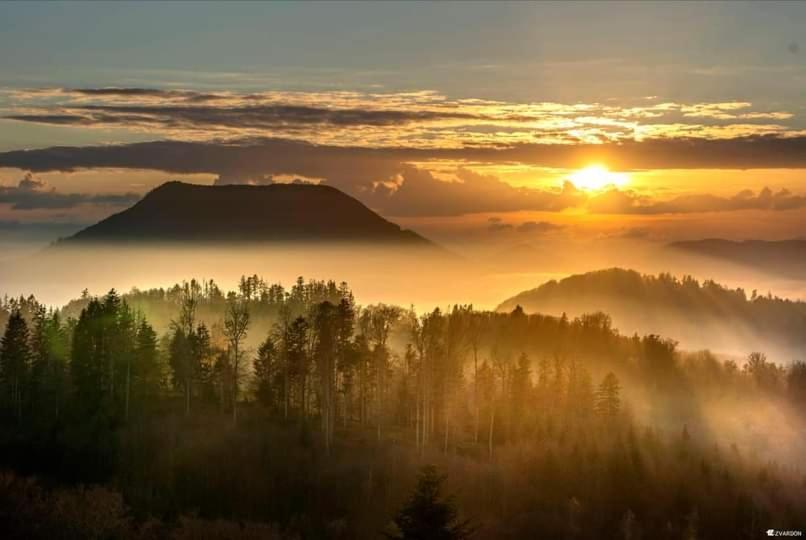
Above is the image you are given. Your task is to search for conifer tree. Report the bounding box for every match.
[0,310,31,422]
[254,335,278,410]
[133,318,160,414]
[389,465,472,540]
[595,372,621,419]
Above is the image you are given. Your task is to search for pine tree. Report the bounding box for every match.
[29,309,68,427]
[133,318,160,415]
[389,465,472,540]
[595,372,621,419]
[254,335,278,410]
[0,310,31,422]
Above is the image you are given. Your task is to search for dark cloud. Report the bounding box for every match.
[72,87,200,98]
[8,103,479,130]
[0,173,140,210]
[5,114,95,125]
[4,136,806,178]
[516,221,563,234]
[3,137,806,217]
[0,219,84,232]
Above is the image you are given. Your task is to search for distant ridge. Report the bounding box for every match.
[58,181,434,246]
[669,238,806,278]
[497,267,806,358]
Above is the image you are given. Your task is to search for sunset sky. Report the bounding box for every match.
[2,1,806,247]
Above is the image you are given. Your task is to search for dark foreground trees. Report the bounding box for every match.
[1,276,806,539]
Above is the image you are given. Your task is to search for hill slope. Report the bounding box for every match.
[498,268,806,359]
[60,181,433,245]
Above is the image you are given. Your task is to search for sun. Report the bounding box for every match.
[569,165,629,191]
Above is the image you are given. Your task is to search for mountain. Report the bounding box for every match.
[497,267,806,359]
[669,238,806,279]
[58,181,434,246]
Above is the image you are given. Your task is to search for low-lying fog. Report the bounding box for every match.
[3,238,805,360]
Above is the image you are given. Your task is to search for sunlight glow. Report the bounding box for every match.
[569,165,629,191]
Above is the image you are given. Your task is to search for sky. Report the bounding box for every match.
[1,1,806,249]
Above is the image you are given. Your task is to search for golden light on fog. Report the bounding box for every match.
[569,164,629,191]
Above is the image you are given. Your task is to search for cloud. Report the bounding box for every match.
[0,173,140,210]
[5,135,806,181]
[516,221,564,234]
[4,87,800,148]
[0,219,84,232]
[363,167,585,217]
[488,222,514,233]
[4,136,806,217]
[214,173,275,186]
[587,186,806,215]
[612,227,652,240]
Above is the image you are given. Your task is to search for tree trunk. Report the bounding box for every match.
[444,410,450,454]
[232,344,239,424]
[488,405,496,461]
[125,356,131,421]
[283,354,289,420]
[415,394,421,450]
[473,346,479,444]
[185,380,191,416]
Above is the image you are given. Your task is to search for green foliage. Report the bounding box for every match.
[0,310,31,421]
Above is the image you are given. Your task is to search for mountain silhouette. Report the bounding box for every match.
[58,181,434,246]
[669,238,806,279]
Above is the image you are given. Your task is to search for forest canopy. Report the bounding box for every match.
[0,274,805,539]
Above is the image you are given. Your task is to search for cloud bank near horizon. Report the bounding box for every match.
[3,136,806,218]
[2,86,806,224]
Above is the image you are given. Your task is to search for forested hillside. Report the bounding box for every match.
[498,268,806,359]
[1,276,805,539]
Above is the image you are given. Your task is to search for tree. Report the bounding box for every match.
[363,304,402,441]
[787,361,806,405]
[71,295,123,415]
[29,308,68,427]
[744,352,781,391]
[312,301,338,453]
[286,315,310,418]
[253,335,278,410]
[0,310,31,422]
[389,465,472,540]
[169,327,193,414]
[509,352,532,441]
[117,302,137,421]
[641,334,678,387]
[595,372,621,419]
[132,318,160,415]
[223,297,250,423]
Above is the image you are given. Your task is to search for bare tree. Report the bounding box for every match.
[224,296,250,424]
